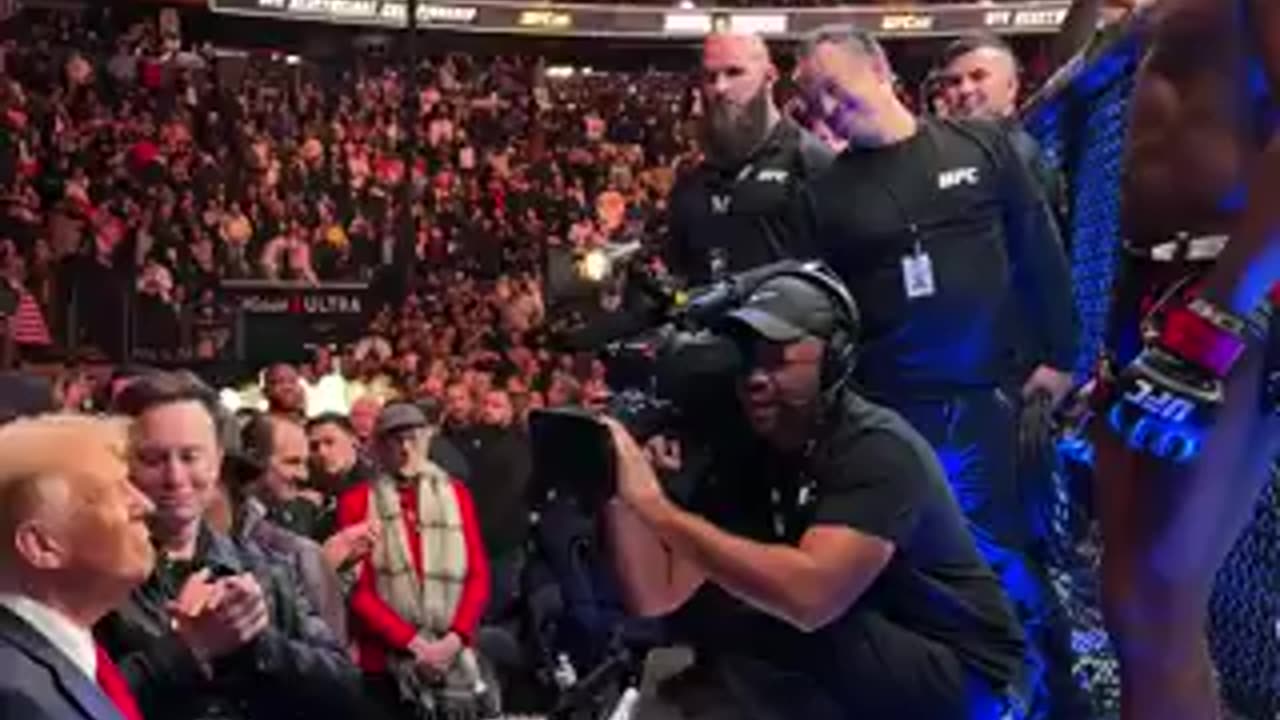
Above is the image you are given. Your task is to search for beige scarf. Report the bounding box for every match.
[370,461,486,716]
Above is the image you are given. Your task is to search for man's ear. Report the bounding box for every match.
[765,62,779,86]
[14,519,68,571]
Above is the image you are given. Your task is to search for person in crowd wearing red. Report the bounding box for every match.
[0,415,154,720]
[337,402,493,716]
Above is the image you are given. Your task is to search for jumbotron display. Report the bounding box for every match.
[209,0,1070,39]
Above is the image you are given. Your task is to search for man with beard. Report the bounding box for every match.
[463,390,531,622]
[664,32,833,286]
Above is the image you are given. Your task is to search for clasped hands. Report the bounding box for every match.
[407,632,463,678]
[168,568,270,670]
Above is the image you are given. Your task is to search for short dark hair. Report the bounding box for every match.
[307,411,354,435]
[113,370,225,443]
[417,397,444,426]
[801,25,888,64]
[939,33,1018,70]
[240,413,278,467]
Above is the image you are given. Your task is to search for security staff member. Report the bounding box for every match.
[664,32,833,286]
[796,26,1079,716]
[936,34,1067,233]
[605,270,1026,719]
[936,34,1071,539]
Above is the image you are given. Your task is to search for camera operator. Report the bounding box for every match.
[664,33,833,286]
[603,272,1026,719]
[795,27,1084,717]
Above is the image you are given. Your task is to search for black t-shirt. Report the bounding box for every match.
[679,393,1025,708]
[810,117,1076,396]
[665,119,834,286]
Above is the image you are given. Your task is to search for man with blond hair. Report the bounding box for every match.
[0,414,155,720]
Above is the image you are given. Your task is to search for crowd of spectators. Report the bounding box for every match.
[0,5,1078,716]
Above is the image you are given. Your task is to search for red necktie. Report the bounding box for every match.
[94,643,143,720]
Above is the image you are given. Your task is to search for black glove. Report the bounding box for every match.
[1105,346,1225,463]
[1105,295,1258,463]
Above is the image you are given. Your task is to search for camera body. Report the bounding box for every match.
[532,259,825,510]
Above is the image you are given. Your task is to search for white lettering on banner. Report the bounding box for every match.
[518,10,573,28]
[880,13,934,32]
[1013,8,1067,27]
[729,14,787,35]
[287,0,379,17]
[984,10,1012,27]
[663,13,712,34]
[239,294,364,314]
[938,167,980,189]
[304,295,363,314]
[241,296,291,314]
[418,5,477,23]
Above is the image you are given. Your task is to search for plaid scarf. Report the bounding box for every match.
[369,462,486,718]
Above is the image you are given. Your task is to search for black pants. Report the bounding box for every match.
[883,389,1084,719]
[651,610,1007,720]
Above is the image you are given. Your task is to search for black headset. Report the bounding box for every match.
[738,260,862,403]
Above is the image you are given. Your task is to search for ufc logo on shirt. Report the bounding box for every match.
[755,169,790,183]
[937,167,980,190]
[711,195,732,214]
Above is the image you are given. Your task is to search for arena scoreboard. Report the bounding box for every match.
[208,0,1071,39]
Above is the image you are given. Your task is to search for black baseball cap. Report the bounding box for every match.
[724,275,839,343]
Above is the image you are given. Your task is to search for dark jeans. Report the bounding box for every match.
[884,389,1084,719]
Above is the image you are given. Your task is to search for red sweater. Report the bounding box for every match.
[336,478,490,674]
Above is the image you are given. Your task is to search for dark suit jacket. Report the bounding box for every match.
[0,606,124,720]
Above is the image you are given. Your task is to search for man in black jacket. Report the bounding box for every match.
[935,33,1078,539]
[95,372,384,720]
[664,32,833,286]
[797,26,1083,718]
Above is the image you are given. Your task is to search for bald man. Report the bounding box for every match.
[0,415,154,720]
[664,32,833,285]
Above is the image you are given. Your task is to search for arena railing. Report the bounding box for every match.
[208,0,1072,40]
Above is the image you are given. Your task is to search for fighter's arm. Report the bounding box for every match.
[1197,0,1280,317]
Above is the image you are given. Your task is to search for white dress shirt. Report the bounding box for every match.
[0,593,97,680]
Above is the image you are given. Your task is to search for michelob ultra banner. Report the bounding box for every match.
[220,280,372,365]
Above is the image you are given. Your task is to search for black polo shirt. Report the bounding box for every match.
[665,119,833,286]
[810,117,1077,397]
[676,392,1025,716]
